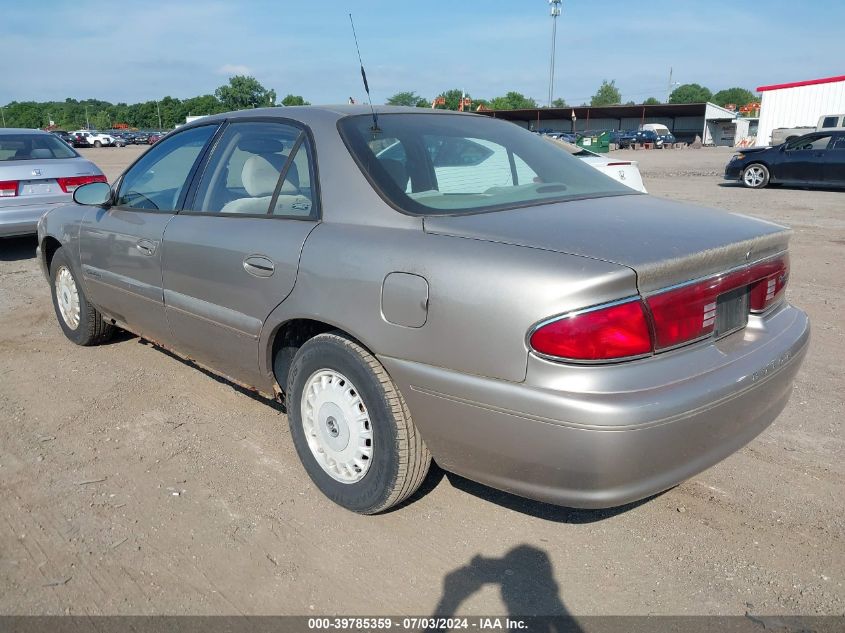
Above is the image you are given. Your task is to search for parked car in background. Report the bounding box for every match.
[109,132,130,147]
[725,130,845,189]
[0,128,106,237]
[36,106,808,515]
[71,130,115,148]
[816,114,845,132]
[70,132,90,148]
[640,124,676,146]
[131,132,150,144]
[147,132,164,144]
[548,138,647,192]
[770,126,815,146]
[50,130,74,146]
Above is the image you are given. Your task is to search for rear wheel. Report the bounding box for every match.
[49,247,114,346]
[742,163,770,189]
[93,140,102,148]
[286,332,431,514]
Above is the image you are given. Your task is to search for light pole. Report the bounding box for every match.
[156,101,162,130]
[570,109,576,134]
[547,0,562,107]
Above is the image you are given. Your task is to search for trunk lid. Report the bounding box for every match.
[423,195,790,293]
[0,158,100,206]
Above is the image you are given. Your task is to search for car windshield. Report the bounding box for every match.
[338,113,635,215]
[0,134,78,161]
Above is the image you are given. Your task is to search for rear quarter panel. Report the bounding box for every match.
[260,222,637,384]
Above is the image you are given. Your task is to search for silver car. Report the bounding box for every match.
[36,106,810,514]
[0,129,106,237]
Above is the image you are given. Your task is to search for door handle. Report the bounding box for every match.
[243,255,275,277]
[136,239,157,256]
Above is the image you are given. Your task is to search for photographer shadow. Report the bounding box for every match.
[431,545,583,632]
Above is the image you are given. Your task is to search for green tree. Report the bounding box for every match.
[643,97,661,105]
[183,94,224,118]
[386,91,427,107]
[669,83,712,104]
[488,91,538,110]
[92,111,111,130]
[434,89,471,111]
[551,97,568,108]
[591,80,621,106]
[215,75,277,111]
[711,87,757,108]
[281,94,310,106]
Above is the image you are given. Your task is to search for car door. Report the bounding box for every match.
[161,119,319,386]
[78,124,219,344]
[777,134,831,183]
[823,134,845,186]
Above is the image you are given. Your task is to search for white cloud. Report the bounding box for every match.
[217,64,252,76]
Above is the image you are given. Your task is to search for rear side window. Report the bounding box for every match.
[0,134,78,161]
[821,116,839,128]
[189,121,317,218]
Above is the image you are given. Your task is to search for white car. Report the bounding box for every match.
[548,138,646,193]
[377,136,647,195]
[71,130,115,147]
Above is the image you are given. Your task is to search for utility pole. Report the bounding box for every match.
[1,106,6,127]
[667,67,672,101]
[156,101,162,130]
[85,105,89,130]
[547,0,562,107]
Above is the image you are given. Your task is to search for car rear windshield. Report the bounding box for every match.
[338,113,636,215]
[0,134,78,161]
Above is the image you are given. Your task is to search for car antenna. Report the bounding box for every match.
[349,13,380,133]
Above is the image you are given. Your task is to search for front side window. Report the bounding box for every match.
[339,113,633,215]
[189,121,316,218]
[0,134,78,161]
[821,116,838,128]
[831,135,845,151]
[786,135,832,151]
[116,124,217,211]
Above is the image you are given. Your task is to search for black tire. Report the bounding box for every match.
[286,332,431,514]
[742,163,770,189]
[49,247,114,346]
[93,140,102,148]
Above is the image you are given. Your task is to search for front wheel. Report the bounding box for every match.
[742,163,770,189]
[49,247,114,346]
[286,332,431,514]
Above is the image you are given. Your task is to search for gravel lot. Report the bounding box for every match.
[0,145,842,616]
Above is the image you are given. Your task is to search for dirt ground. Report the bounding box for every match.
[0,145,842,616]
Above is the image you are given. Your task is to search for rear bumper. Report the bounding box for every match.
[0,203,63,237]
[380,303,810,508]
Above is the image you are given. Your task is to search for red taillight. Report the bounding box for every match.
[647,253,790,350]
[749,254,789,312]
[529,299,653,361]
[0,180,18,197]
[56,174,107,193]
[531,254,790,363]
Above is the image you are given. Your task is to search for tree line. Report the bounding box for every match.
[396,82,758,110]
[0,76,308,130]
[0,75,759,130]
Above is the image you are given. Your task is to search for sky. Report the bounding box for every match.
[2,0,844,106]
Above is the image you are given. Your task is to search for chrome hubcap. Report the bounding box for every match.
[55,266,80,329]
[744,166,765,187]
[301,369,373,483]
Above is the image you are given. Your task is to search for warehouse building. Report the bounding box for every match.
[755,74,845,146]
[477,102,743,145]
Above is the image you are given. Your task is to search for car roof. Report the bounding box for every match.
[188,104,479,129]
[0,128,52,136]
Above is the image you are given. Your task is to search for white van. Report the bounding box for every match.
[817,114,845,131]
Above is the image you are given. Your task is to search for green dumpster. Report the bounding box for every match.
[576,131,611,153]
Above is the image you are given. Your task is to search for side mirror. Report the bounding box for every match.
[73,181,111,206]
